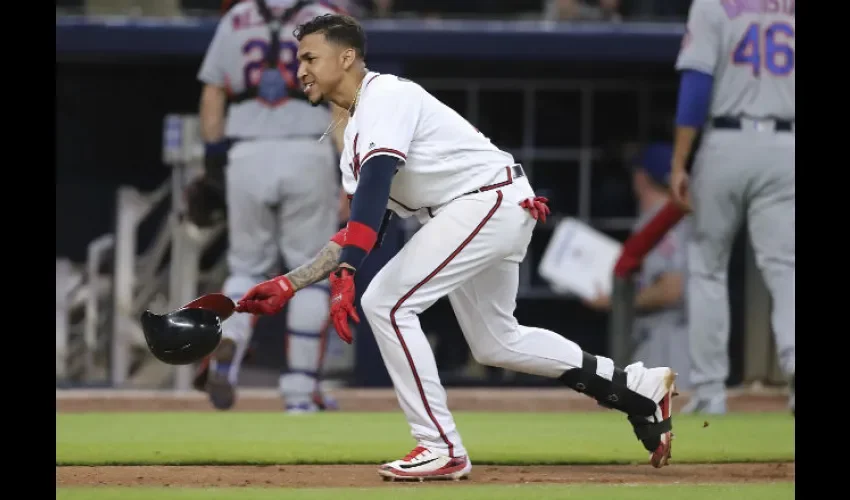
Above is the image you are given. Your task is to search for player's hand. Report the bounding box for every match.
[234,276,295,316]
[582,286,611,312]
[329,267,360,344]
[669,162,692,213]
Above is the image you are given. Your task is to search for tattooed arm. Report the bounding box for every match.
[284,241,343,291]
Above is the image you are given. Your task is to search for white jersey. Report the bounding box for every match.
[339,72,517,222]
[198,0,343,139]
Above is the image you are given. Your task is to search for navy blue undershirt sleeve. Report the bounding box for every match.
[339,155,399,268]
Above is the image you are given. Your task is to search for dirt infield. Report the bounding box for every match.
[55,386,792,413]
[56,387,794,488]
[56,463,794,488]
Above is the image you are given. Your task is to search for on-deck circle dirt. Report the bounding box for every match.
[55,388,794,488]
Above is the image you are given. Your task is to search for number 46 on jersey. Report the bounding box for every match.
[733,22,795,77]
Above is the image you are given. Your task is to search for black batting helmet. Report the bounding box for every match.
[140,308,223,365]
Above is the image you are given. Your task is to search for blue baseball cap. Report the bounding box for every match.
[634,142,673,186]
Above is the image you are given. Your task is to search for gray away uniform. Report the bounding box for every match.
[631,202,692,392]
[675,0,795,402]
[197,0,342,407]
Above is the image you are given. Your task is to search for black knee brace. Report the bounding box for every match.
[559,352,670,452]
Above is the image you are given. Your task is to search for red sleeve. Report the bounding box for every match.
[330,228,347,246]
[613,201,686,278]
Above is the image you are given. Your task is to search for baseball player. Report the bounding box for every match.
[193,0,351,413]
[671,0,795,415]
[235,13,678,481]
[585,143,692,392]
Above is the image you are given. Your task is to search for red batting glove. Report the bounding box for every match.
[235,275,295,315]
[520,197,551,223]
[329,267,360,344]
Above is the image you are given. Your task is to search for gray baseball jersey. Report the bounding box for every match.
[202,1,346,404]
[631,202,691,390]
[673,0,795,403]
[675,0,795,120]
[198,0,340,139]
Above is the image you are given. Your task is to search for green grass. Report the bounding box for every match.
[56,411,794,466]
[55,483,796,500]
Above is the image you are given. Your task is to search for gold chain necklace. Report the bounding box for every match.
[349,74,365,116]
[318,74,366,144]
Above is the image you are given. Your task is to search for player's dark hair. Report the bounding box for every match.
[294,13,366,59]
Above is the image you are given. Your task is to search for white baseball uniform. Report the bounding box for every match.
[340,73,667,457]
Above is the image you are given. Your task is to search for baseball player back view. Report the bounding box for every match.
[195,0,346,412]
[672,0,795,414]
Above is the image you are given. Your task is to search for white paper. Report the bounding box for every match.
[538,218,623,300]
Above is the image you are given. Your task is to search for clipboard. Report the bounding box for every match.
[538,217,623,300]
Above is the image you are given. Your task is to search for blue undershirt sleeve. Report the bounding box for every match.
[675,70,714,128]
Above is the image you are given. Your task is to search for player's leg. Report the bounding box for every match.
[447,258,676,468]
[682,137,746,414]
[745,133,795,404]
[275,138,340,412]
[205,141,283,410]
[279,285,334,412]
[358,192,524,480]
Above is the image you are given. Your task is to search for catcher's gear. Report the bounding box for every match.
[204,139,230,179]
[227,0,314,105]
[185,175,227,227]
[329,267,359,344]
[235,275,296,316]
[185,139,231,226]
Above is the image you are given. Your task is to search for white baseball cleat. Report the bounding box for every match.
[625,363,677,469]
[378,446,472,481]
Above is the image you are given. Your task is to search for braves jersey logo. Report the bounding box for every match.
[349,133,361,179]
